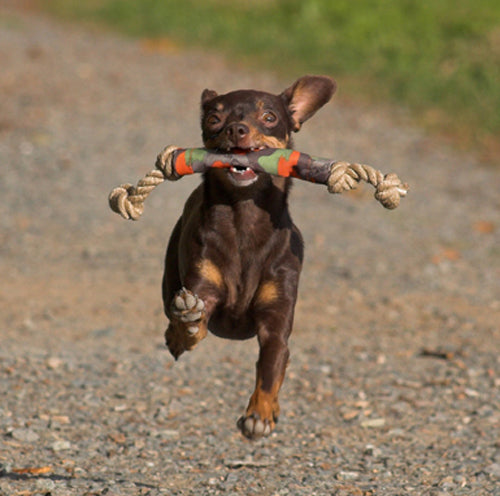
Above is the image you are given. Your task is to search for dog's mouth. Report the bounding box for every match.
[225,147,263,187]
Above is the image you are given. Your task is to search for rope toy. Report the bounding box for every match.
[109,146,409,220]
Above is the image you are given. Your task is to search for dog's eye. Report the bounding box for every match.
[206,114,221,126]
[262,111,277,124]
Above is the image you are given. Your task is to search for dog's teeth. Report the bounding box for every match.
[231,166,249,174]
[195,299,205,311]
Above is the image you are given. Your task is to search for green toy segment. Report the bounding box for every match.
[257,149,294,176]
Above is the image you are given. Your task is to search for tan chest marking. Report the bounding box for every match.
[256,281,279,305]
[197,259,224,288]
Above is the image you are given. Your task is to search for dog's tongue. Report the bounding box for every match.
[229,166,257,181]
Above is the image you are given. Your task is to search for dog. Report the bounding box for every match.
[160,75,336,439]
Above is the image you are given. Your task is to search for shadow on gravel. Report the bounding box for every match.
[0,470,159,490]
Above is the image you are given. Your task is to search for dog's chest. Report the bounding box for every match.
[203,202,280,300]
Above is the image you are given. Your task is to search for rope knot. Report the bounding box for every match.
[328,161,408,209]
[108,170,165,220]
[374,173,409,210]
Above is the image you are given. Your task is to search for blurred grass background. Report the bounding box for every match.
[40,0,500,162]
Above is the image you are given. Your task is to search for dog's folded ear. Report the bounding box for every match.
[201,89,219,106]
[281,75,336,132]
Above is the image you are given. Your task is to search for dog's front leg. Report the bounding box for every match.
[165,287,209,360]
[238,301,295,439]
[164,256,223,360]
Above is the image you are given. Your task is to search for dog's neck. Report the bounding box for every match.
[202,169,293,229]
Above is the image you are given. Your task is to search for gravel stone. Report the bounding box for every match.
[51,440,72,451]
[484,463,500,478]
[11,428,40,443]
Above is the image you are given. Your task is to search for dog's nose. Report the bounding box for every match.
[226,122,249,142]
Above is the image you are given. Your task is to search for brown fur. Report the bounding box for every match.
[163,76,336,439]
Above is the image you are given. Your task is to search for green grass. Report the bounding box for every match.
[41,0,500,161]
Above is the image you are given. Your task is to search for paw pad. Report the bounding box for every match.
[237,414,273,439]
[172,288,205,323]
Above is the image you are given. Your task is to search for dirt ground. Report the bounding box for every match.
[0,5,499,496]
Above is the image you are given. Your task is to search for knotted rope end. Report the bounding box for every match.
[328,162,409,209]
[108,184,144,220]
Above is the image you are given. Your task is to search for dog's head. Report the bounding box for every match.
[200,75,336,187]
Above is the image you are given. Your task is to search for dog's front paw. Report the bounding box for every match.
[237,413,275,439]
[171,287,205,324]
[166,288,207,360]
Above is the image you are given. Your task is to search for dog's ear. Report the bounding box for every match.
[201,89,218,106]
[281,76,336,131]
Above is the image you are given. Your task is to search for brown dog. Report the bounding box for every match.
[160,75,336,439]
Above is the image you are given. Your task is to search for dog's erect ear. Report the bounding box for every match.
[281,76,336,131]
[201,89,218,106]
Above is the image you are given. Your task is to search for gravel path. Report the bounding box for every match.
[1,6,499,495]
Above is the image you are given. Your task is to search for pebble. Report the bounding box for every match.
[11,428,39,442]
[156,429,180,439]
[46,356,63,369]
[438,476,455,490]
[364,444,382,457]
[484,463,500,478]
[51,440,72,451]
[35,478,55,493]
[336,471,360,481]
[361,418,386,428]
